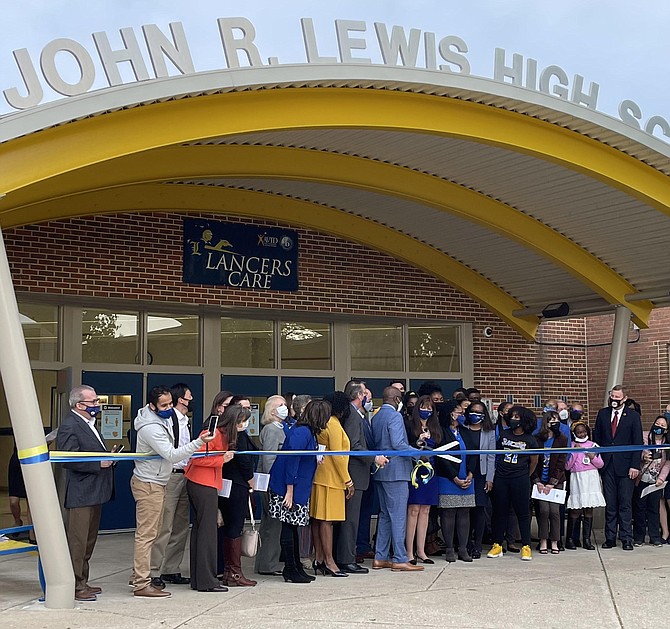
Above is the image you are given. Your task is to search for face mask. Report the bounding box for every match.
[664,412,670,422]
[155,408,173,420]
[81,404,101,418]
[238,420,250,431]
[653,425,666,436]
[468,413,484,424]
[574,435,588,443]
[276,405,289,420]
[396,400,403,413]
[181,398,192,411]
[570,410,583,421]
[419,409,432,420]
[364,400,373,412]
[509,419,521,430]
[549,422,561,434]
[558,409,569,422]
[609,397,623,409]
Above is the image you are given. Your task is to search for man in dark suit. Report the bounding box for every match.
[56,385,114,601]
[370,386,423,572]
[593,384,643,550]
[336,381,387,573]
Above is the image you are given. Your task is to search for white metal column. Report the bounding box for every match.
[604,305,632,405]
[0,227,75,608]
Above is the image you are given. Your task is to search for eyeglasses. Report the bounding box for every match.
[80,398,101,405]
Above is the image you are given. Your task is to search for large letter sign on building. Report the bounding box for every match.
[183,218,299,291]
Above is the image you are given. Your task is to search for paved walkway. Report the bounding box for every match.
[0,531,667,628]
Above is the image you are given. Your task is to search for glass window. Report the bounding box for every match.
[280,322,331,370]
[19,303,59,361]
[82,310,140,364]
[350,323,403,371]
[408,325,461,372]
[221,318,275,368]
[147,313,200,366]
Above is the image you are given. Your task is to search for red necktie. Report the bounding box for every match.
[611,410,619,437]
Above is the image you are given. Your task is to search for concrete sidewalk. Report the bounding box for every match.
[0,530,667,629]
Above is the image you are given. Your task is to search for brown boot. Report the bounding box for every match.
[220,537,234,585]
[225,537,257,587]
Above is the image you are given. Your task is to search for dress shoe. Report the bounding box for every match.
[198,586,228,592]
[372,559,393,570]
[362,551,375,559]
[258,570,284,576]
[86,585,102,594]
[338,563,369,574]
[161,573,190,585]
[74,589,97,602]
[445,549,456,563]
[601,540,616,549]
[151,576,166,590]
[134,585,171,598]
[391,562,424,572]
[622,541,634,551]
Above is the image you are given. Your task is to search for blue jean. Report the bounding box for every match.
[375,480,409,563]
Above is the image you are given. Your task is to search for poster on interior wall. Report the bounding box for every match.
[183,218,299,291]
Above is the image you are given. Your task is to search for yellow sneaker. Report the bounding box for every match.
[521,545,532,561]
[487,543,503,558]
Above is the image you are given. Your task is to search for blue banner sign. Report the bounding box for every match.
[183,218,299,291]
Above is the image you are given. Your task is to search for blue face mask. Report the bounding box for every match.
[155,408,173,420]
[653,425,667,436]
[82,405,101,418]
[419,409,432,420]
[457,414,465,423]
[468,413,484,424]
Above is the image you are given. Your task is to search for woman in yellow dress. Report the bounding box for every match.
[310,391,353,577]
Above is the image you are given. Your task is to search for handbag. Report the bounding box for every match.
[240,495,261,558]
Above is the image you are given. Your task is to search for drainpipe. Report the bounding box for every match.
[603,305,632,405]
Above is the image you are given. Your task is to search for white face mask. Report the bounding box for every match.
[276,404,289,420]
[396,400,403,413]
[364,400,373,412]
[238,420,250,432]
[559,409,569,421]
[574,435,588,443]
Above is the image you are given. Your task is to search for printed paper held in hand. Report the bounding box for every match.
[531,484,567,504]
[641,481,667,498]
[316,444,326,463]
[253,472,270,492]
[217,478,232,498]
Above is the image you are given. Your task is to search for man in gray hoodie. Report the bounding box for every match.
[131,385,215,598]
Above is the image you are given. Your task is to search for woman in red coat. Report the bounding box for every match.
[185,405,242,591]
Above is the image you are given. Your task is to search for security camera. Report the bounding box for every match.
[483,326,494,338]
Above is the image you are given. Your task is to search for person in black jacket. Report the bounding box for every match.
[592,385,643,550]
[531,411,568,554]
[219,395,258,586]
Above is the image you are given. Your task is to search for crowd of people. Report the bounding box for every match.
[53,379,670,601]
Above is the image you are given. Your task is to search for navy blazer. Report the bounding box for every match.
[56,409,114,509]
[269,424,318,505]
[592,406,643,476]
[371,404,415,482]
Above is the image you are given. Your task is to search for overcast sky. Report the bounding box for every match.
[1,0,669,138]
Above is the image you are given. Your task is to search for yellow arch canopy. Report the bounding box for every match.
[0,144,652,326]
[1,85,668,337]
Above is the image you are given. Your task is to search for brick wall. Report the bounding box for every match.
[4,211,595,413]
[586,309,670,427]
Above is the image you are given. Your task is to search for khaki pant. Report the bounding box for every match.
[150,472,189,575]
[131,475,166,590]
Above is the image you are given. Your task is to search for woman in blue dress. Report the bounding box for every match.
[436,400,477,563]
[405,395,442,565]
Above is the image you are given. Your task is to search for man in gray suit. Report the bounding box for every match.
[57,385,115,602]
[336,381,387,573]
[370,386,423,572]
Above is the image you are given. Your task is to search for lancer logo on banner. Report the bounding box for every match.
[183,218,298,291]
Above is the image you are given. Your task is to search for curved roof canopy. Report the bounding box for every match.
[2,65,670,340]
